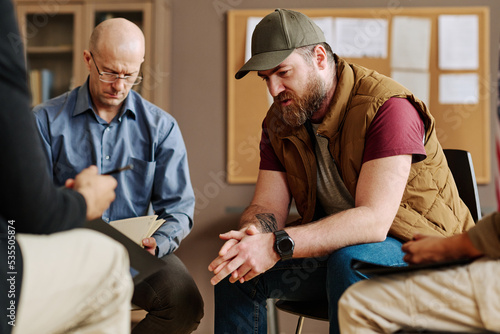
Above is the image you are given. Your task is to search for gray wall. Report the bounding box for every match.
[170,1,500,332]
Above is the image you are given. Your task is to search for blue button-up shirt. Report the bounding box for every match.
[33,79,195,257]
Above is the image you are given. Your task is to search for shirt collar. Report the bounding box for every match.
[73,77,137,120]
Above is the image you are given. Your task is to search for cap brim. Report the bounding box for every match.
[235,49,295,79]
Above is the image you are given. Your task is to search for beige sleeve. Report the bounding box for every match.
[467,211,500,258]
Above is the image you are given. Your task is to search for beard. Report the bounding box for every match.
[274,72,327,128]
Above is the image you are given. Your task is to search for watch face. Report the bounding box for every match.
[278,238,294,253]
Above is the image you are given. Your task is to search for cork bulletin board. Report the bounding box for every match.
[227,7,490,184]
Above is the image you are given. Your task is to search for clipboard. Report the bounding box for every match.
[351,257,475,277]
[84,218,165,285]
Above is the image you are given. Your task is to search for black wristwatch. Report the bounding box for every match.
[273,230,295,261]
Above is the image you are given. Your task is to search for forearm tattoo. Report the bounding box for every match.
[255,213,278,233]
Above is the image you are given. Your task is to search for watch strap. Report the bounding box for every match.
[273,230,294,261]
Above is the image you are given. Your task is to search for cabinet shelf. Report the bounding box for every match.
[27,45,73,54]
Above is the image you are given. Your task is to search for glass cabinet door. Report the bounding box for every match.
[16,5,84,105]
[14,0,168,111]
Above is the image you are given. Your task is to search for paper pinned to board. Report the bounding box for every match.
[439,73,479,105]
[333,17,388,58]
[391,16,431,71]
[438,15,479,70]
[245,17,263,62]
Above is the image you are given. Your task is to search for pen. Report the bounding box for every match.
[103,164,134,175]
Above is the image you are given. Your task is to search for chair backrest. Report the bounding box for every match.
[443,149,481,222]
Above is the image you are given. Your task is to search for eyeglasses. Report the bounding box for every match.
[90,52,143,86]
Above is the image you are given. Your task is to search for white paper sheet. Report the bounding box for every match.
[439,73,479,104]
[391,16,431,71]
[244,17,275,107]
[245,17,263,62]
[438,15,479,70]
[334,18,388,58]
[391,71,430,106]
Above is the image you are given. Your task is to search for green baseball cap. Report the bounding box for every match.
[235,9,326,79]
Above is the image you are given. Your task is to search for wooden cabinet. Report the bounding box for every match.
[14,0,171,111]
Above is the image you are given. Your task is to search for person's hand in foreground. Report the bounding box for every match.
[65,165,117,220]
[402,232,483,265]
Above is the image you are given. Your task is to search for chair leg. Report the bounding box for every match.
[267,298,279,334]
[295,316,305,334]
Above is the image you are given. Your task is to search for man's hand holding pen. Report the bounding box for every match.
[65,165,118,220]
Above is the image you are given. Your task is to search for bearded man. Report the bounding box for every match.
[209,9,474,334]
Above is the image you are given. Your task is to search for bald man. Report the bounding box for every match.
[33,18,203,333]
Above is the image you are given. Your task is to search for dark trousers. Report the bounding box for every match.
[132,253,204,334]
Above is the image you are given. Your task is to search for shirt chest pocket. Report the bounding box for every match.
[124,157,156,207]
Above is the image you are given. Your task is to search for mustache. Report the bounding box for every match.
[275,91,296,103]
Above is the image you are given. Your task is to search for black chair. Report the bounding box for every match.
[275,149,482,333]
[442,149,481,222]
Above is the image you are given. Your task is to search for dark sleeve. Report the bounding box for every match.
[0,0,86,234]
[259,121,286,172]
[363,98,427,164]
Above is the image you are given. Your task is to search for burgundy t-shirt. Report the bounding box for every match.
[259,97,426,171]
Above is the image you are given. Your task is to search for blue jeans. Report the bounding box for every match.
[214,236,406,334]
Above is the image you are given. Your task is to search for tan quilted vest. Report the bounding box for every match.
[264,56,474,241]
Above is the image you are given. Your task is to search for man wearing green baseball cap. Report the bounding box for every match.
[209,8,473,334]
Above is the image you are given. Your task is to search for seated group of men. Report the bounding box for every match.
[1,2,498,334]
